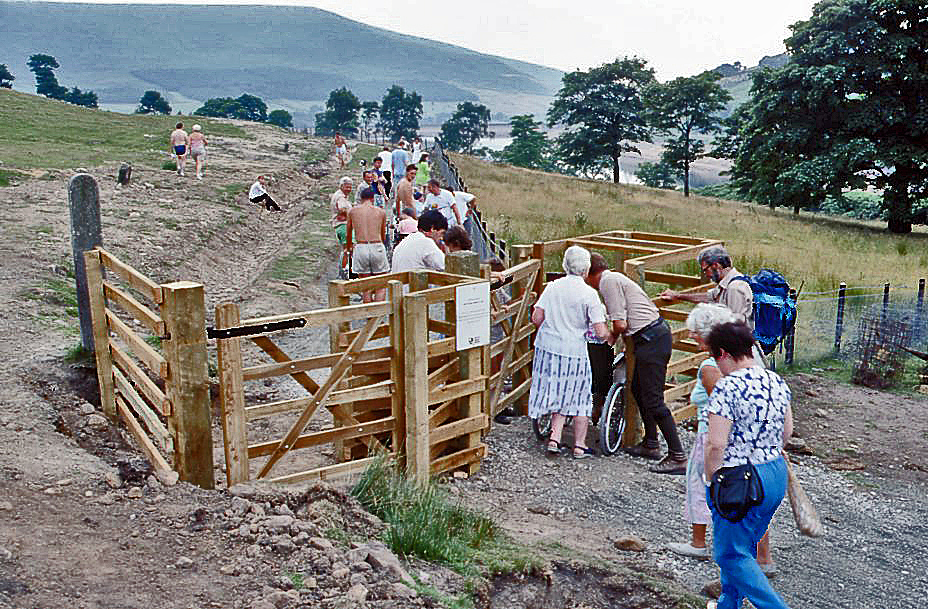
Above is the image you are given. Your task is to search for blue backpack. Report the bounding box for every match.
[732,270,797,355]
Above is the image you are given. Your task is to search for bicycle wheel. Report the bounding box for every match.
[599,381,626,455]
[532,413,552,441]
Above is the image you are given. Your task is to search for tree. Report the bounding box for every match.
[267,109,293,128]
[235,93,267,122]
[360,101,379,138]
[64,86,98,108]
[0,64,14,89]
[644,71,730,196]
[195,97,238,118]
[28,54,66,100]
[314,87,361,136]
[379,85,422,142]
[439,102,491,153]
[635,161,677,189]
[498,114,551,170]
[547,57,656,182]
[136,90,172,115]
[729,0,928,233]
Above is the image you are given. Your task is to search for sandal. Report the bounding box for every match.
[573,446,595,459]
[546,440,562,455]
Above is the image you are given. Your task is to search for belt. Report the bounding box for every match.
[632,317,665,338]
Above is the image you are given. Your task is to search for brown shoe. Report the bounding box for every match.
[650,454,687,475]
[623,442,662,460]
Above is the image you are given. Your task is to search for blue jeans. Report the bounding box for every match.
[708,457,790,609]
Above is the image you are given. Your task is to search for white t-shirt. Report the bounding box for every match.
[533,275,606,358]
[378,151,392,172]
[249,181,266,199]
[452,191,475,224]
[424,189,458,225]
[390,231,445,272]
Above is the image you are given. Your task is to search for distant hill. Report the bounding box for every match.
[715,53,790,114]
[0,2,564,125]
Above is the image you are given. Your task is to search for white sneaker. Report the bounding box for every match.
[667,541,710,560]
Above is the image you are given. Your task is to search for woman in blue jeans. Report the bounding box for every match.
[704,322,793,609]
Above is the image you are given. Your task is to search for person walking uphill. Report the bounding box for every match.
[529,246,612,459]
[170,122,188,176]
[704,321,793,609]
[585,253,686,474]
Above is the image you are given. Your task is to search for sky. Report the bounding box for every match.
[33,0,818,79]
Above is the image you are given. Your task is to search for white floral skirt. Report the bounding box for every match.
[528,346,592,419]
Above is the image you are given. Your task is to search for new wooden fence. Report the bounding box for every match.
[84,247,213,487]
[215,267,495,486]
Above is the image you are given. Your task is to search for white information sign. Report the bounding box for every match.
[455,282,491,351]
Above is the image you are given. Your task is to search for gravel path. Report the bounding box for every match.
[452,414,928,609]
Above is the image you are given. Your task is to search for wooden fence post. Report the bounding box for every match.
[916,278,925,340]
[161,281,214,489]
[387,280,405,463]
[621,336,644,447]
[834,282,847,354]
[882,282,890,323]
[403,291,429,484]
[216,302,249,486]
[510,245,534,416]
[784,288,796,366]
[83,249,116,417]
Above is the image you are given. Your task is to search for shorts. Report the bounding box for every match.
[334,223,347,245]
[351,243,389,274]
[336,145,347,157]
[173,145,186,156]
[190,147,205,159]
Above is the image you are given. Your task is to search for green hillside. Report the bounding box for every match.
[0,88,246,169]
[0,2,563,123]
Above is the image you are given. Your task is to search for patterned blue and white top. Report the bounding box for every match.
[707,366,790,468]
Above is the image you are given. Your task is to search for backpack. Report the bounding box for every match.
[731,269,798,355]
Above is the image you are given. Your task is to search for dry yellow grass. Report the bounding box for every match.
[452,153,928,292]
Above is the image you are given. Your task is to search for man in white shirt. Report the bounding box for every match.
[450,189,475,226]
[424,179,462,226]
[391,210,448,272]
[248,175,281,211]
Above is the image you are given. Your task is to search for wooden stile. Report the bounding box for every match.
[102,280,166,336]
[97,247,163,304]
[216,302,249,486]
[83,249,116,418]
[110,342,171,416]
[105,309,168,378]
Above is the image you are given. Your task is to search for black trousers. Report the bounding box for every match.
[587,342,614,400]
[382,171,392,197]
[630,321,683,455]
[250,193,280,211]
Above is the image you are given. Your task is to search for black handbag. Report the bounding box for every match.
[710,462,764,522]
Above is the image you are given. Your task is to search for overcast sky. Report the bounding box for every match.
[39,0,817,79]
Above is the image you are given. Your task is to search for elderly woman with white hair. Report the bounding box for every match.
[529,246,612,458]
[331,176,354,277]
[667,303,735,559]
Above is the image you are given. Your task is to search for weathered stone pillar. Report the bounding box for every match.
[69,174,103,350]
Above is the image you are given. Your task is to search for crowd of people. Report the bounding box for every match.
[528,243,793,609]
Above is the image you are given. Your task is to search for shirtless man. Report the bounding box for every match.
[395,163,417,219]
[346,187,388,302]
[334,132,348,169]
[170,122,188,176]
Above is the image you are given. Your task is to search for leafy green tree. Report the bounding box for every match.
[729,0,928,233]
[136,90,172,114]
[235,93,267,122]
[635,161,677,189]
[194,97,241,118]
[644,71,730,196]
[0,64,14,89]
[498,114,551,170]
[439,102,491,153]
[28,54,66,100]
[379,85,422,142]
[360,101,379,138]
[267,109,293,128]
[64,86,98,108]
[314,87,361,136]
[547,57,655,182]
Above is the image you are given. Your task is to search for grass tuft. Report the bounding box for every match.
[161,160,177,171]
[350,458,539,578]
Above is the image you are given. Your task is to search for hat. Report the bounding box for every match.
[192,124,202,131]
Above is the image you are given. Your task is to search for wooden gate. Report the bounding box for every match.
[83,247,212,487]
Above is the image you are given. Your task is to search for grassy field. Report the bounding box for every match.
[452,154,928,293]
[0,88,247,169]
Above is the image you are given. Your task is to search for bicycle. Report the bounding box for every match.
[531,351,628,455]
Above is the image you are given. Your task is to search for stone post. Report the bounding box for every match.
[69,174,103,350]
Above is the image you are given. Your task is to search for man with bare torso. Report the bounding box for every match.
[346,187,389,302]
[170,122,188,176]
[334,132,348,169]
[395,163,417,219]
